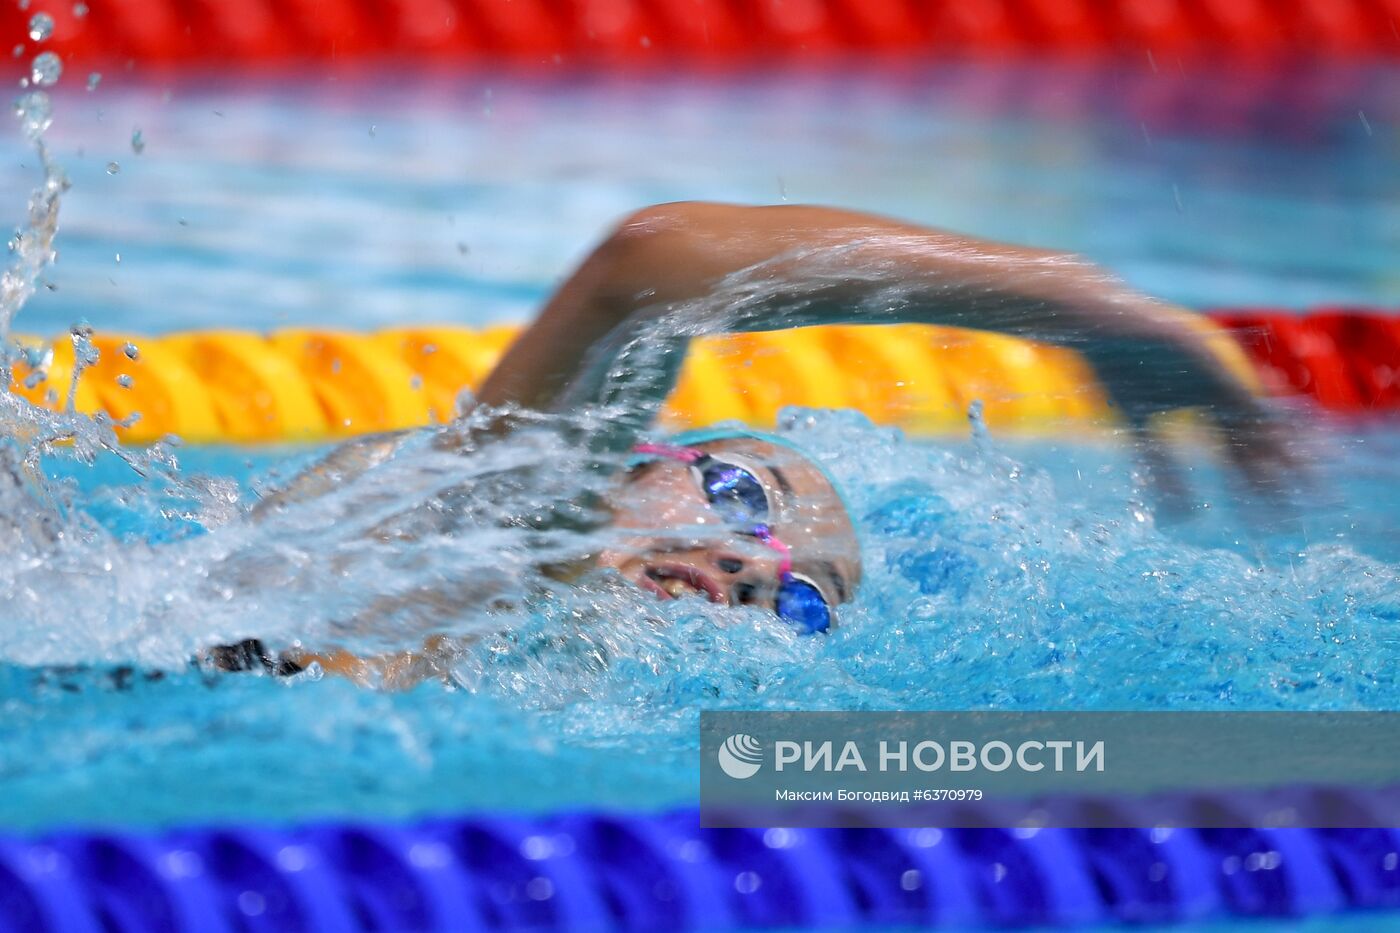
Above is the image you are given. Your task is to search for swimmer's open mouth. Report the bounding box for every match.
[640,565,725,603]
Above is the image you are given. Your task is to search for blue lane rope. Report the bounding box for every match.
[2,811,1400,931]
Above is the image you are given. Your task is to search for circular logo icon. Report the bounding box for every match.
[718,733,763,780]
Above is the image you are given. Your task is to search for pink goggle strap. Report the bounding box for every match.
[754,526,795,578]
[632,442,703,464]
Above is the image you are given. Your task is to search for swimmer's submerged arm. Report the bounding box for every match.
[476,201,1290,489]
[251,432,404,519]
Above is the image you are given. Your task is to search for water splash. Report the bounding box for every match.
[2,73,81,565]
[1,52,245,670]
[4,92,64,339]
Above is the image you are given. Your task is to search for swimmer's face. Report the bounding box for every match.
[596,439,860,622]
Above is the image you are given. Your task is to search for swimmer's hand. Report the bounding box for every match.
[204,635,463,690]
[1075,318,1297,501]
[472,201,1295,497]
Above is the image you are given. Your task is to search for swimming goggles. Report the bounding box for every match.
[631,443,832,634]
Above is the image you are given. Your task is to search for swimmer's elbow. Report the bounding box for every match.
[611,201,709,238]
[584,200,877,323]
[599,203,711,264]
[605,201,773,254]
[579,202,721,313]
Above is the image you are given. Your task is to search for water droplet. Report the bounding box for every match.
[130,127,144,154]
[17,0,29,9]
[456,242,469,255]
[116,374,132,388]
[11,44,22,59]
[30,51,61,87]
[27,12,53,42]
[86,72,100,91]
[106,161,119,174]
[734,871,761,894]
[72,1,88,16]
[21,344,47,369]
[122,342,139,360]
[236,891,265,917]
[368,124,376,137]
[114,252,120,263]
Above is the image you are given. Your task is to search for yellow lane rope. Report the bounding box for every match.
[8,323,1139,444]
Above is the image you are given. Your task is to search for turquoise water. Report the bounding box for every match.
[0,62,1398,845]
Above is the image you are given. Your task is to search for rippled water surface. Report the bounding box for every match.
[0,63,1397,831]
[3,62,1397,335]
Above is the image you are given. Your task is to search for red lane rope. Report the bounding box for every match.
[5,0,1398,66]
[1208,309,1400,412]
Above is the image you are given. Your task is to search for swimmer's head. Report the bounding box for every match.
[596,430,860,631]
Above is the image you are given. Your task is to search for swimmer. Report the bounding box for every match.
[214,202,1289,685]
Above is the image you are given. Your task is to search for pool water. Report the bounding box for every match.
[0,62,1398,834]
[6,62,1397,335]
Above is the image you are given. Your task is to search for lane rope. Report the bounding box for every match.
[12,0,1398,65]
[0,803,1394,929]
[7,309,1396,444]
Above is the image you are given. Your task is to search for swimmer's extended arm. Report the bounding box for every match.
[476,201,1290,490]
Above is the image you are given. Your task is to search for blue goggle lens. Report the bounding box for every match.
[697,461,769,526]
[776,576,831,634]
